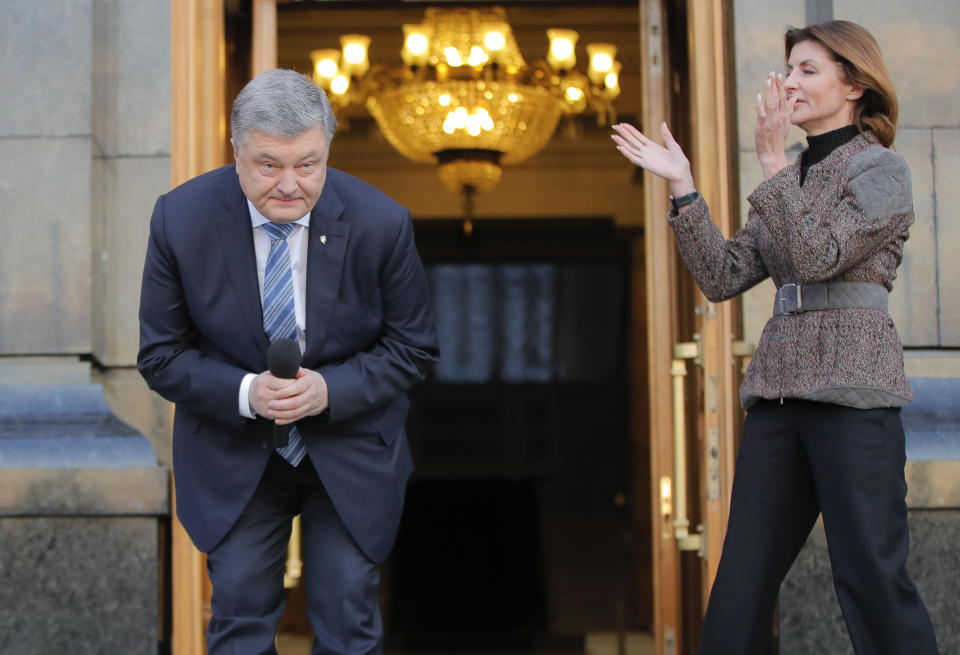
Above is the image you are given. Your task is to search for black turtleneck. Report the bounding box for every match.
[800,124,860,185]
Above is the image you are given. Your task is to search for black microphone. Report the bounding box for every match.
[267,338,302,449]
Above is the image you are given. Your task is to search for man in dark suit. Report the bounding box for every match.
[138,69,438,654]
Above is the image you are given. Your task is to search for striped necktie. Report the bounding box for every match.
[261,221,307,466]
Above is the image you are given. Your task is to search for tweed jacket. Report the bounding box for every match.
[668,133,914,410]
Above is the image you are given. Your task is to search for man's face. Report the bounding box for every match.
[233,126,329,223]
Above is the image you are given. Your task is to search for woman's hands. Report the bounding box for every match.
[755,71,796,179]
[611,121,696,197]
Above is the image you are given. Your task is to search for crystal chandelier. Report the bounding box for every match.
[310,6,622,215]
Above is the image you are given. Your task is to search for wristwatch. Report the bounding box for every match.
[669,190,700,212]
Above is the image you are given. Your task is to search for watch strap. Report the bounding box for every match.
[669,190,700,211]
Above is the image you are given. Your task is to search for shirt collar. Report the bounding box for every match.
[246,199,311,229]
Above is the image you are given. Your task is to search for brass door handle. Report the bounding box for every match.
[671,342,704,554]
[283,514,303,588]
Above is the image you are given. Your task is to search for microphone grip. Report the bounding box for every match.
[273,422,291,449]
[266,338,302,451]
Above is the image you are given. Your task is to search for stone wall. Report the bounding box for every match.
[0,1,94,355]
[0,0,173,464]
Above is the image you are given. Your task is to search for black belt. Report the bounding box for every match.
[772,282,888,316]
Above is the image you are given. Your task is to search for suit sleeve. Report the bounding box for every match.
[137,194,250,427]
[747,148,914,283]
[317,210,439,424]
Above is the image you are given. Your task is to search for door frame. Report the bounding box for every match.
[170,0,227,653]
[641,1,739,653]
[168,1,740,652]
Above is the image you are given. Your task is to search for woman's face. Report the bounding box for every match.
[784,39,861,135]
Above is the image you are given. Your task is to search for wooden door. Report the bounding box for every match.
[170,0,228,652]
[642,1,743,653]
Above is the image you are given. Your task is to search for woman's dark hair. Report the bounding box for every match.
[785,20,898,147]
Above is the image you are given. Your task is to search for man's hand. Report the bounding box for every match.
[249,368,329,424]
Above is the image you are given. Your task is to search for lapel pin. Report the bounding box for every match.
[320,234,327,245]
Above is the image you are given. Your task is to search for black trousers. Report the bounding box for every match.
[697,399,938,655]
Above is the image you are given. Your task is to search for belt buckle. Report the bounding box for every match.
[779,283,803,314]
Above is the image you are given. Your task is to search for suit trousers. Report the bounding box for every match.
[205,453,383,655]
[697,399,938,655]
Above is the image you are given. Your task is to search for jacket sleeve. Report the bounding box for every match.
[666,195,770,302]
[747,147,914,283]
[137,194,250,427]
[317,209,439,424]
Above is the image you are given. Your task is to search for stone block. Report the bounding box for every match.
[905,350,960,379]
[905,460,960,509]
[92,0,171,157]
[779,511,959,655]
[0,137,92,354]
[934,129,960,345]
[0,357,91,385]
[91,156,171,366]
[0,384,161,472]
[902,378,960,462]
[94,367,174,470]
[0,383,169,654]
[890,128,937,346]
[835,1,960,128]
[0,0,93,137]
[733,0,806,152]
[0,517,161,655]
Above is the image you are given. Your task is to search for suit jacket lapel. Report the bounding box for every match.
[304,178,349,363]
[215,170,271,358]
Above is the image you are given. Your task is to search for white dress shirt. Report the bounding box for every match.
[238,200,310,418]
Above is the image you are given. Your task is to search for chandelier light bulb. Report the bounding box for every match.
[466,113,482,136]
[552,39,573,61]
[330,75,350,95]
[343,43,366,65]
[546,28,579,70]
[565,86,584,102]
[309,49,340,87]
[484,31,506,52]
[339,34,370,76]
[406,34,428,56]
[444,47,463,67]
[401,24,433,66]
[586,43,618,85]
[477,108,494,131]
[604,61,622,99]
[468,46,489,67]
[592,53,613,73]
[438,94,451,107]
[316,59,337,79]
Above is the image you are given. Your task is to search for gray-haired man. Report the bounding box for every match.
[138,68,438,654]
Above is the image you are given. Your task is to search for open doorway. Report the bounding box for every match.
[391,217,640,650]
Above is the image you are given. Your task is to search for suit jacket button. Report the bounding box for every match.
[262,441,269,449]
